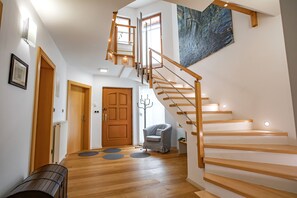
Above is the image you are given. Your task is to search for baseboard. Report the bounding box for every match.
[186,178,204,190]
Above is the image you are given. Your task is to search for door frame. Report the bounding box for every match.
[30,47,56,173]
[67,80,92,152]
[101,87,133,147]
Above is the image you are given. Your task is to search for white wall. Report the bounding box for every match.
[280,0,297,139]
[177,12,296,142]
[0,0,68,196]
[92,76,142,148]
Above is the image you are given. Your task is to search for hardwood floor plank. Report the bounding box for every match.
[63,147,199,197]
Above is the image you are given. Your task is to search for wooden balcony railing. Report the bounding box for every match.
[149,48,205,168]
[106,12,136,67]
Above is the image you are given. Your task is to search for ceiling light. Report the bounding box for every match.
[98,68,108,73]
[264,121,270,127]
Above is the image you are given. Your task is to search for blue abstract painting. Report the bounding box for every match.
[177,5,234,67]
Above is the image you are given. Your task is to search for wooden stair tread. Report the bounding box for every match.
[158,91,195,95]
[204,157,297,180]
[187,119,253,125]
[195,190,219,198]
[203,130,288,136]
[171,103,218,107]
[170,103,194,107]
[153,80,177,84]
[204,143,297,154]
[177,111,232,115]
[155,86,193,90]
[164,97,209,100]
[204,173,297,198]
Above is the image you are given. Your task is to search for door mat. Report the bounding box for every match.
[103,154,124,160]
[130,152,151,158]
[78,151,99,157]
[103,148,122,153]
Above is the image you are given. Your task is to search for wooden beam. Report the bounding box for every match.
[213,0,258,27]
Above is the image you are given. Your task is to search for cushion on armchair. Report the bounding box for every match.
[146,135,161,142]
[155,129,163,136]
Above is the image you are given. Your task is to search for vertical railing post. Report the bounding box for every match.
[149,50,153,88]
[195,80,205,168]
[114,25,118,65]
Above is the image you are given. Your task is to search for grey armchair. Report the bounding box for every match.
[143,124,172,153]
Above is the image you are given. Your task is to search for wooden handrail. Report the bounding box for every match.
[150,48,202,80]
[106,11,118,60]
[212,0,258,27]
[115,23,136,29]
[149,48,205,168]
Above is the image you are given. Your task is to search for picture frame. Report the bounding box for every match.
[9,54,29,90]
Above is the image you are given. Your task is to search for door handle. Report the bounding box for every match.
[103,113,108,121]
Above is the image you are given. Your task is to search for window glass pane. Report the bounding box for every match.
[116,17,130,44]
[142,14,162,66]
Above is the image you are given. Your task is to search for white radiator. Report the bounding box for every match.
[53,121,68,164]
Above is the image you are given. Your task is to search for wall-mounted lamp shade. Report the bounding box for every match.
[22,18,37,47]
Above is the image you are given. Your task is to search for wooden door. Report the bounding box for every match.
[68,85,86,154]
[102,88,132,147]
[31,48,55,172]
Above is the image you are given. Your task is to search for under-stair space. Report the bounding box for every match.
[148,49,297,198]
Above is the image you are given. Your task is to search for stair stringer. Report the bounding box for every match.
[152,87,206,188]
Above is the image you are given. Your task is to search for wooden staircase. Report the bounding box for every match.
[149,57,297,197]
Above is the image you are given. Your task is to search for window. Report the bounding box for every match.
[142,13,162,66]
[116,16,131,44]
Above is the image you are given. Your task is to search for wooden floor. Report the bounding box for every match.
[62,147,199,198]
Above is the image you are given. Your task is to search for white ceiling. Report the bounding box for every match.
[31,0,280,77]
[127,0,161,9]
[31,0,134,76]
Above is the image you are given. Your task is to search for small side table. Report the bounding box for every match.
[178,140,187,154]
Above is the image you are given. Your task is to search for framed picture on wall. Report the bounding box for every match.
[0,0,3,29]
[8,54,29,90]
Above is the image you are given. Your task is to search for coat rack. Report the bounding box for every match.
[137,94,153,128]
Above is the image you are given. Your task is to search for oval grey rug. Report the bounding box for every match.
[78,151,99,157]
[103,154,124,160]
[130,152,151,158]
[103,148,122,153]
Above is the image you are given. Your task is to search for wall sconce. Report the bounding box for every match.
[22,18,37,47]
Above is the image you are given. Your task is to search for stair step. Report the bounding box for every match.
[170,103,220,110]
[155,86,193,90]
[187,119,253,125]
[153,80,177,84]
[195,190,219,198]
[158,91,195,95]
[204,144,297,154]
[191,130,288,136]
[178,111,232,115]
[204,157,297,181]
[204,173,297,198]
[205,130,288,136]
[170,103,194,107]
[164,97,209,100]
